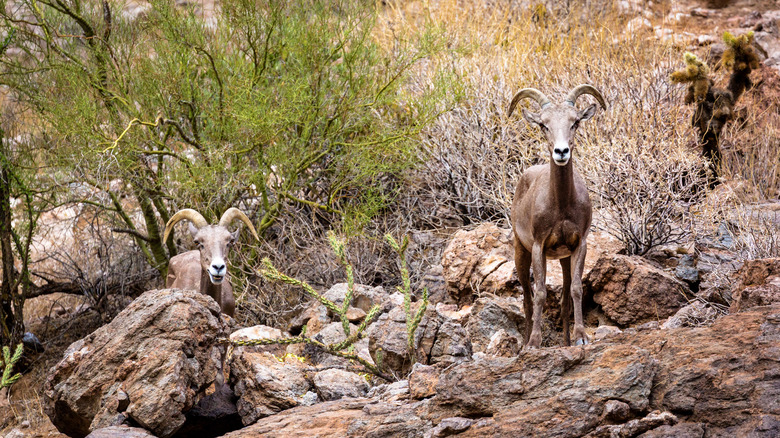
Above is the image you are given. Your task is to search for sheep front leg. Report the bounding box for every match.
[571,240,588,345]
[526,242,547,349]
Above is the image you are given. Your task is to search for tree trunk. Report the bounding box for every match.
[0,128,23,345]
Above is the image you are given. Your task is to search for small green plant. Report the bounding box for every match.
[239,231,385,379]
[384,234,428,361]
[223,231,428,381]
[1,343,23,389]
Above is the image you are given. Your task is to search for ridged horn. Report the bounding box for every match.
[565,84,607,109]
[219,208,260,241]
[163,209,208,243]
[508,88,551,117]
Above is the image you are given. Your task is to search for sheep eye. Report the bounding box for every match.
[571,121,580,131]
[539,123,548,132]
[195,241,203,249]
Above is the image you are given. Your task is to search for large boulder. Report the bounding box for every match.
[229,350,311,426]
[43,289,228,438]
[585,255,691,327]
[730,258,780,312]
[441,223,517,304]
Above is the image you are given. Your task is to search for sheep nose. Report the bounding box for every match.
[554,147,569,156]
[212,263,226,273]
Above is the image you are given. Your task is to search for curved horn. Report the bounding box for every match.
[508,88,551,117]
[163,209,208,243]
[565,84,607,110]
[219,208,260,241]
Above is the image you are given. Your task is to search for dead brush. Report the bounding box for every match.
[379,0,703,233]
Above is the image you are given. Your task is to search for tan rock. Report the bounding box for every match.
[441,223,517,304]
[585,255,690,326]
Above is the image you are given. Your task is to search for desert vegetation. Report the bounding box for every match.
[0,0,779,436]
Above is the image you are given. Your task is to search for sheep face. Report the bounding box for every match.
[521,103,597,167]
[189,224,239,285]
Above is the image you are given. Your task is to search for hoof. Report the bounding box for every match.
[575,338,588,346]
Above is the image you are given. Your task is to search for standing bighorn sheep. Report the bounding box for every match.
[163,208,259,317]
[508,84,606,348]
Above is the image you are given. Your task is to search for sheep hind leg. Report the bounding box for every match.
[514,236,533,346]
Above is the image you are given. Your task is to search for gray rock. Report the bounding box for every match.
[322,283,388,313]
[299,391,319,406]
[594,325,623,341]
[604,399,631,422]
[86,426,157,438]
[662,301,719,329]
[313,369,370,401]
[367,307,417,376]
[465,294,524,353]
[427,417,473,438]
[429,321,472,367]
[230,350,311,425]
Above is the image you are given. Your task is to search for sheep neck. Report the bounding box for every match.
[549,158,575,210]
[200,269,222,305]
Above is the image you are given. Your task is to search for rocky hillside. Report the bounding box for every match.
[33,223,780,437]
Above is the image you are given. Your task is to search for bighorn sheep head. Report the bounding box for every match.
[508,85,607,166]
[163,208,259,285]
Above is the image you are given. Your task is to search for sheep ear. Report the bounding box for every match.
[522,109,543,126]
[578,104,598,122]
[188,222,199,238]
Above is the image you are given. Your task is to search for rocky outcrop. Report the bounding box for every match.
[218,397,430,438]
[215,306,780,437]
[441,223,517,304]
[429,343,656,435]
[585,255,691,326]
[43,289,228,438]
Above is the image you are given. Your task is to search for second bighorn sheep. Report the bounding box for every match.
[163,208,259,317]
[508,84,606,348]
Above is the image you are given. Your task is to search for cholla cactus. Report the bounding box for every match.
[670,52,711,104]
[1,344,23,389]
[670,32,761,186]
[722,31,760,102]
[722,31,760,72]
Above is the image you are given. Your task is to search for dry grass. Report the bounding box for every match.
[378,0,778,252]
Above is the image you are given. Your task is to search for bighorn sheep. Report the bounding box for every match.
[163,208,259,317]
[507,84,606,348]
